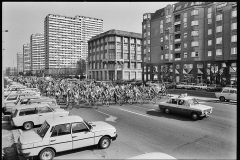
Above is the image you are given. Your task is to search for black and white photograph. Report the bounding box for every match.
[2,2,237,160]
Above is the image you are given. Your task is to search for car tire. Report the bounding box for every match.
[191,112,199,120]
[164,108,170,114]
[39,148,55,160]
[99,136,111,149]
[23,121,33,130]
[219,96,225,102]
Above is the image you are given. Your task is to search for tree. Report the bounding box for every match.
[76,59,86,76]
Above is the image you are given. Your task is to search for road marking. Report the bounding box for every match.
[132,105,149,110]
[119,108,155,119]
[96,110,117,122]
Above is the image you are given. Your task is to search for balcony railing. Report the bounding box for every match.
[174,21,181,25]
[175,58,181,61]
[175,38,181,42]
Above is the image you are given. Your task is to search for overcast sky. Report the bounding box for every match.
[2,2,176,69]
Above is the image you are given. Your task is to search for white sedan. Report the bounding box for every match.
[176,82,187,89]
[16,115,117,160]
[215,87,237,102]
[193,83,208,90]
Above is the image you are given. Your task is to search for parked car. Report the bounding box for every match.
[176,82,188,89]
[16,115,117,159]
[193,83,208,90]
[17,90,41,97]
[10,103,69,130]
[225,84,237,88]
[215,87,237,102]
[3,95,40,114]
[158,93,213,120]
[164,82,174,89]
[206,84,222,92]
[185,83,197,90]
[4,93,31,105]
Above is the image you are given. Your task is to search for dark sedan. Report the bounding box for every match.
[206,84,222,92]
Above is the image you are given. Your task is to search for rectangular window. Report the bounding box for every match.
[143,24,146,29]
[147,32,150,36]
[208,51,212,56]
[191,20,199,26]
[160,37,163,42]
[208,40,212,46]
[160,20,163,24]
[216,14,223,21]
[207,13,212,19]
[184,52,187,58]
[160,29,163,33]
[183,12,187,18]
[191,41,199,47]
[160,24,163,29]
[165,54,169,59]
[166,17,171,23]
[208,29,212,35]
[161,55,163,60]
[231,47,237,54]
[231,35,237,42]
[191,9,199,16]
[183,17,187,23]
[208,19,212,24]
[191,52,199,57]
[208,7,212,13]
[232,10,237,17]
[216,37,222,44]
[184,32,187,38]
[197,64,203,68]
[231,22,237,30]
[184,23,187,28]
[191,31,199,36]
[216,49,222,55]
[147,40,150,44]
[216,26,222,33]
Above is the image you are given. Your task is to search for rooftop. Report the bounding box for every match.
[89,29,142,41]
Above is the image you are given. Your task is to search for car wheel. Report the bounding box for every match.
[39,148,55,160]
[164,108,170,114]
[99,136,111,149]
[23,121,33,130]
[219,96,225,102]
[191,112,199,120]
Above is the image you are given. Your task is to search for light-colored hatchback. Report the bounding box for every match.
[11,104,69,130]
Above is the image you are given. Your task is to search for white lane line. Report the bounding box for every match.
[96,110,115,117]
[132,105,149,110]
[119,108,155,119]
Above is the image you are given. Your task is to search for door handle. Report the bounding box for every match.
[50,140,56,142]
[39,115,43,116]
[72,136,77,138]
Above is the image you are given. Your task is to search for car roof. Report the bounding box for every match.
[222,87,237,90]
[30,98,56,102]
[15,103,50,109]
[19,96,39,99]
[46,115,83,125]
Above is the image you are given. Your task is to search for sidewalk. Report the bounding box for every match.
[168,94,219,101]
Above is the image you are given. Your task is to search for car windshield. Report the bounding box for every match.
[187,98,199,105]
[12,109,18,118]
[37,121,50,138]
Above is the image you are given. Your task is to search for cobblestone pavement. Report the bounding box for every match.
[2,123,19,160]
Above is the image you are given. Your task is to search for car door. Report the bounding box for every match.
[38,106,54,125]
[229,89,237,101]
[177,100,186,114]
[167,99,180,113]
[49,123,73,152]
[71,122,95,149]
[17,108,39,126]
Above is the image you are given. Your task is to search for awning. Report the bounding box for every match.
[197,69,203,74]
[175,69,180,74]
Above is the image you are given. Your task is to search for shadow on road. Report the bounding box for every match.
[203,100,237,105]
[55,145,100,158]
[146,110,196,122]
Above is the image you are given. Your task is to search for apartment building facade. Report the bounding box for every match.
[88,29,142,81]
[17,52,24,73]
[44,14,103,76]
[143,2,237,85]
[23,44,31,72]
[30,34,45,74]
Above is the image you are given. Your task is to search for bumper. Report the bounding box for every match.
[16,144,31,157]
[112,134,118,141]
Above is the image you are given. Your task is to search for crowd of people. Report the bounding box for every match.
[10,76,169,109]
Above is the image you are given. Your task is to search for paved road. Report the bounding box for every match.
[14,96,236,160]
[168,88,217,98]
